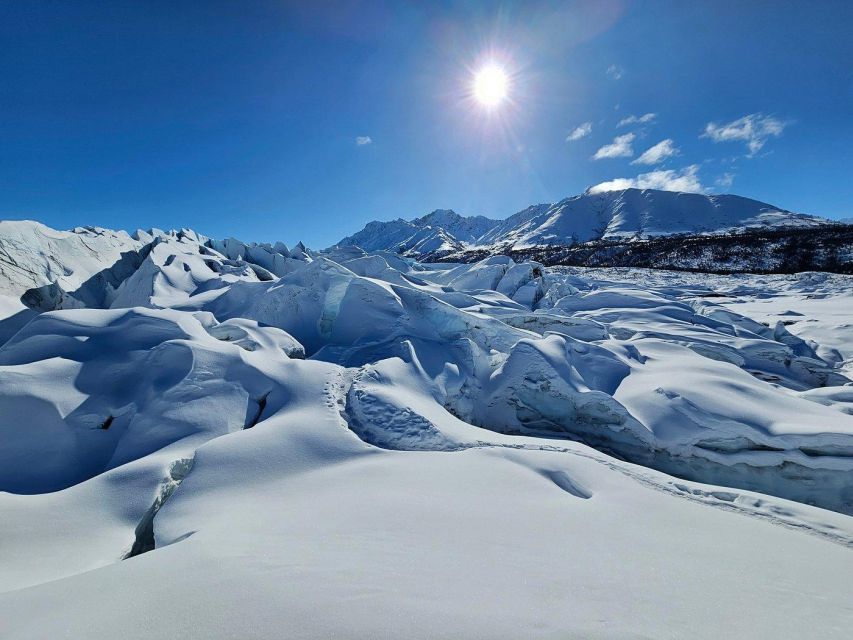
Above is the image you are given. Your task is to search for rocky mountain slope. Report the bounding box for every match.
[336,188,841,271]
[338,208,499,255]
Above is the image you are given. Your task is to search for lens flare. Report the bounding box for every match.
[472,65,509,107]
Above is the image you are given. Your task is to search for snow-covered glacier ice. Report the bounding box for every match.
[1,221,853,638]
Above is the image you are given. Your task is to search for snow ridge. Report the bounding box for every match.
[2,218,853,638]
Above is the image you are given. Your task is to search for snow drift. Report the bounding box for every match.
[1,219,853,638]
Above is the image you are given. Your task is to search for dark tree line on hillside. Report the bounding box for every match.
[418,225,853,274]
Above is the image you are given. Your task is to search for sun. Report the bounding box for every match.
[473,65,508,107]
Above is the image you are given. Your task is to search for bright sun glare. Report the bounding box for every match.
[473,65,508,107]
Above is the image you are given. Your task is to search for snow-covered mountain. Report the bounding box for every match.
[337,208,499,254]
[2,219,853,638]
[336,188,834,255]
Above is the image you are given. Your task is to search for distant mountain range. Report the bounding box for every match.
[335,188,836,258]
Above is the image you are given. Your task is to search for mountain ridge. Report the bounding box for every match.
[335,188,836,257]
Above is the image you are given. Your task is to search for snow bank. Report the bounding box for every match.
[2,221,853,638]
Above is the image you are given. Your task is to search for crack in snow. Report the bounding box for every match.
[123,455,196,559]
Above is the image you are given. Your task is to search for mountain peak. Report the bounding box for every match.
[335,188,831,255]
[415,209,461,226]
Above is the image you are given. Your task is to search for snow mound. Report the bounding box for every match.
[2,220,853,637]
[0,307,302,493]
[0,220,144,308]
[463,334,654,455]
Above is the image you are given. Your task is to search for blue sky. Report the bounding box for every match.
[1,1,850,247]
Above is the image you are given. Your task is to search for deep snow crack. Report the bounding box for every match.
[123,455,196,559]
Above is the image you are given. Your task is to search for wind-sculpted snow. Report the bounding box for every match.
[0,221,144,309]
[2,222,853,637]
[0,307,303,494]
[461,334,654,453]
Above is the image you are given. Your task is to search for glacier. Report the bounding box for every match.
[1,218,853,638]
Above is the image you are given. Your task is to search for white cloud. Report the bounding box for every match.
[592,133,635,160]
[566,122,592,141]
[632,139,679,165]
[702,113,787,156]
[606,64,624,80]
[715,172,735,190]
[589,164,704,194]
[617,112,656,127]
[355,136,372,146]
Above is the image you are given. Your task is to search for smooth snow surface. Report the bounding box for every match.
[1,221,853,638]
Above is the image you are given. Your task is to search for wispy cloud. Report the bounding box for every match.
[606,64,624,80]
[715,173,735,190]
[702,113,787,156]
[355,136,372,146]
[632,139,679,165]
[617,112,656,127]
[566,122,592,141]
[589,164,704,194]
[592,133,635,160]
